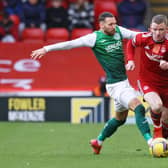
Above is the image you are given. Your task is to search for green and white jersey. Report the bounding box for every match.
[92,26,126,83]
[44,26,138,84]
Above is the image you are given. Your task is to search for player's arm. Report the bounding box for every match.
[159,44,168,70]
[119,26,140,39]
[31,33,96,59]
[125,39,136,71]
[119,26,140,70]
[125,33,144,71]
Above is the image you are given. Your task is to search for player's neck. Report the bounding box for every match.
[153,38,165,43]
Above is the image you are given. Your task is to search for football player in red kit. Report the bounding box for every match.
[126,14,168,139]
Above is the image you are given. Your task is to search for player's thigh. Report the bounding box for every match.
[106,79,138,109]
[144,92,163,111]
[119,87,139,110]
[161,107,168,123]
[161,90,168,108]
[161,91,168,123]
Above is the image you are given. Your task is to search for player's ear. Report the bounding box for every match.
[99,21,104,29]
[148,24,152,32]
[148,27,151,32]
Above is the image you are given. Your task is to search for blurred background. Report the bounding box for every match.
[0,0,167,123]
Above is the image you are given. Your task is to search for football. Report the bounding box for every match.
[149,138,168,157]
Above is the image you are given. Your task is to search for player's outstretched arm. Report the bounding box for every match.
[30,33,96,60]
[31,48,47,60]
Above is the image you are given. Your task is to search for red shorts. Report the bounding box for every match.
[137,79,168,108]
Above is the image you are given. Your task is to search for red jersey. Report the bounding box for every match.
[127,32,168,88]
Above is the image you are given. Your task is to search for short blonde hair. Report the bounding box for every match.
[151,14,168,26]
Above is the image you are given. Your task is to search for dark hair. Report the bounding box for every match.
[152,14,168,26]
[98,12,114,22]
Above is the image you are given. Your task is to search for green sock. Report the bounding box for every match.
[97,118,125,141]
[134,105,152,141]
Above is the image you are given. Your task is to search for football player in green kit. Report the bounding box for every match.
[31,12,153,154]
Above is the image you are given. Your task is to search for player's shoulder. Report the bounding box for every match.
[137,32,152,39]
[135,32,151,43]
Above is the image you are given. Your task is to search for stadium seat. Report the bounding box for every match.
[46,0,68,8]
[45,28,69,43]
[71,28,93,39]
[94,1,118,29]
[9,15,20,25]
[22,28,45,43]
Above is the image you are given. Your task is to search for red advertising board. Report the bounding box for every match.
[0,43,139,92]
[0,43,105,92]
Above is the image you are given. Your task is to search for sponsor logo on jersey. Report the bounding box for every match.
[145,51,163,62]
[105,41,122,52]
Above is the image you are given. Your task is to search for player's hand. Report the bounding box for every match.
[160,60,168,70]
[31,48,47,59]
[125,60,135,71]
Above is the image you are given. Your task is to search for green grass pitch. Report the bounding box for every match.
[0,122,167,168]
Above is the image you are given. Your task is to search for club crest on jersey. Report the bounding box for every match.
[113,33,120,40]
[143,86,149,90]
[161,46,166,53]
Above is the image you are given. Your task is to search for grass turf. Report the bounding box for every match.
[0,122,167,168]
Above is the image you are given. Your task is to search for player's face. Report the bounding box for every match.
[100,17,117,35]
[150,22,167,42]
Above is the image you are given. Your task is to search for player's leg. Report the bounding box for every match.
[128,98,152,144]
[160,92,168,139]
[97,109,127,142]
[90,104,128,154]
[118,80,152,145]
[161,107,168,139]
[90,82,128,154]
[144,92,163,138]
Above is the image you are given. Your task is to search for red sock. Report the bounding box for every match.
[162,121,168,139]
[150,110,161,127]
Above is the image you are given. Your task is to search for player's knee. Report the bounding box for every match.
[128,98,141,111]
[161,110,168,123]
[151,103,163,113]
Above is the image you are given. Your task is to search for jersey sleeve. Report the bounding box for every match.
[132,33,143,47]
[43,33,97,52]
[119,26,140,39]
[126,39,136,61]
[126,33,144,61]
